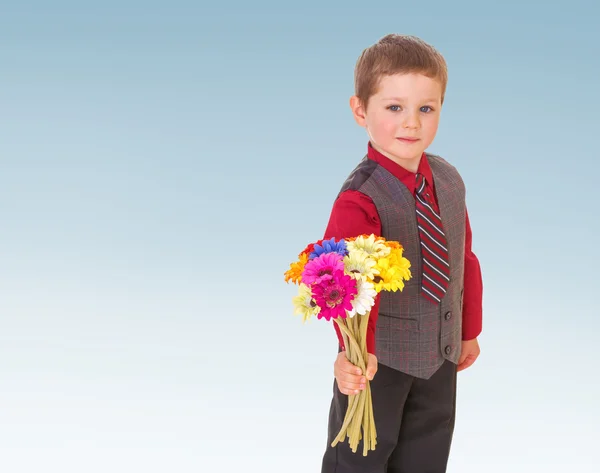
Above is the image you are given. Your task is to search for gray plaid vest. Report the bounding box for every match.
[338,153,466,379]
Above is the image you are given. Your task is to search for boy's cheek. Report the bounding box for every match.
[374,119,398,138]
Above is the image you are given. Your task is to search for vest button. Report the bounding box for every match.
[444,311,452,321]
[445,345,452,355]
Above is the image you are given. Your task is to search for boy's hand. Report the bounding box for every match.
[334,351,378,395]
[457,338,480,371]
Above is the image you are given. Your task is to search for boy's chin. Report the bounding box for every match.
[389,147,425,162]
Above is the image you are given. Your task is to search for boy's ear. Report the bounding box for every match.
[349,95,367,127]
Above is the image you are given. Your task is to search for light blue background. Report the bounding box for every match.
[1,1,599,472]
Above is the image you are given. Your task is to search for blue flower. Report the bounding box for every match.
[309,237,348,260]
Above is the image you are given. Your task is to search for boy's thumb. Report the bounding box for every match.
[366,358,377,380]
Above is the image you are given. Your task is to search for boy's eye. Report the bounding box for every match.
[388,105,434,113]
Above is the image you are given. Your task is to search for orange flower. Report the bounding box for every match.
[284,252,309,284]
[385,240,403,251]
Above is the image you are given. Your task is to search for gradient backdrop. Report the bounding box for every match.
[1,1,599,472]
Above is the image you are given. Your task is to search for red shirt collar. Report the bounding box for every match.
[366,142,434,194]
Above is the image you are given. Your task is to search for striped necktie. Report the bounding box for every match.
[415,173,450,303]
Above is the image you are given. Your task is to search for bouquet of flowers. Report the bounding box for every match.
[284,234,412,456]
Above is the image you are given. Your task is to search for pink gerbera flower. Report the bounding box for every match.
[312,270,358,321]
[301,252,344,286]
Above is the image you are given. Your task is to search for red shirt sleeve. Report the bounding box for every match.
[323,190,381,354]
[462,209,483,340]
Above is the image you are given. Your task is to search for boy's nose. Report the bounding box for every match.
[402,113,420,129]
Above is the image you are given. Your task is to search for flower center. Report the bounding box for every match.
[318,268,332,277]
[373,276,383,283]
[325,284,344,308]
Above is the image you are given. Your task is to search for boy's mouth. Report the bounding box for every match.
[396,137,420,143]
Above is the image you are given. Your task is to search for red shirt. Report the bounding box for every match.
[323,143,483,354]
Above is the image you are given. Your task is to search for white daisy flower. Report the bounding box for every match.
[347,279,377,318]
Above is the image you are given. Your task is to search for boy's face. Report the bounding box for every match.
[350,73,443,170]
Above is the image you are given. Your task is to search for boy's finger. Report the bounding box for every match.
[333,366,366,385]
[457,355,476,371]
[336,353,362,375]
[337,381,367,395]
[335,359,362,376]
[341,362,362,376]
[340,373,366,385]
[339,380,365,391]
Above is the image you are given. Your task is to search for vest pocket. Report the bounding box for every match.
[377,312,419,331]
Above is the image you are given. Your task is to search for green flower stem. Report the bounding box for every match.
[340,326,351,361]
[359,310,377,454]
[359,310,369,362]
[362,382,377,455]
[362,383,370,456]
[331,318,367,448]
[332,313,379,456]
[337,319,356,445]
[369,385,377,448]
[349,388,366,452]
[331,392,361,447]
[334,319,366,373]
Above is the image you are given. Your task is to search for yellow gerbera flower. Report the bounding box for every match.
[292,283,321,322]
[347,234,390,260]
[387,247,412,281]
[284,252,309,284]
[343,251,379,281]
[371,249,412,292]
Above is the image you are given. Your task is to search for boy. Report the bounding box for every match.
[320,34,483,473]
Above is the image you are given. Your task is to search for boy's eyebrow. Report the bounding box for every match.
[382,96,440,102]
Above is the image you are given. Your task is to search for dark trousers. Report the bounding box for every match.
[321,360,457,473]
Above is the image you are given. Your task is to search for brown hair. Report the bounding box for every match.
[354,34,448,107]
